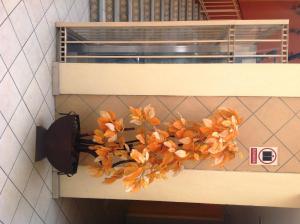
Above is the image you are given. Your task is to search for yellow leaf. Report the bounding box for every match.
[115,119,124,131]
[179,137,191,145]
[161,152,174,166]
[124,165,139,175]
[103,176,118,184]
[108,134,117,143]
[114,150,129,159]
[123,167,143,182]
[163,140,176,149]
[222,120,232,127]
[94,129,104,136]
[130,149,145,164]
[212,132,219,137]
[88,166,103,177]
[164,140,176,152]
[203,118,213,128]
[104,129,116,138]
[143,148,149,161]
[219,130,229,138]
[136,134,146,144]
[100,111,111,119]
[168,148,175,153]
[93,135,104,144]
[152,131,159,140]
[144,104,155,119]
[194,153,200,160]
[124,144,130,152]
[214,155,224,166]
[173,120,183,129]
[130,119,143,126]
[105,123,115,131]
[108,111,116,121]
[175,150,187,158]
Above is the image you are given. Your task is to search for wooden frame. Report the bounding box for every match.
[56,20,288,27]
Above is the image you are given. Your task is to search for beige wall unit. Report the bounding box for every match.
[60,166,300,208]
[54,63,300,97]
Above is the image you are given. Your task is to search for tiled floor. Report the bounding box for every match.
[0,0,89,223]
[56,95,300,174]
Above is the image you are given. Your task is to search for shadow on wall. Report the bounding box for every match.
[226,205,300,224]
[68,199,225,224]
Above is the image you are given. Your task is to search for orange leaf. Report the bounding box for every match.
[104,129,115,138]
[161,152,174,166]
[95,147,109,157]
[123,167,143,182]
[88,165,103,177]
[124,165,139,175]
[203,118,213,128]
[147,142,161,152]
[179,137,191,145]
[104,168,124,184]
[114,118,124,131]
[130,107,143,118]
[149,117,160,126]
[130,149,145,164]
[175,128,185,138]
[183,130,194,138]
[136,134,146,144]
[144,104,155,119]
[163,140,177,150]
[97,117,110,130]
[93,135,104,144]
[173,120,183,129]
[100,111,112,119]
[214,155,225,166]
[105,123,115,131]
[108,134,117,143]
[175,150,187,158]
[108,111,116,120]
[118,136,125,148]
[104,176,118,184]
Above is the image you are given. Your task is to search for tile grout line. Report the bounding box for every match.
[257,113,297,157]
[1,166,47,224]
[0,0,22,26]
[0,110,7,139]
[1,0,83,223]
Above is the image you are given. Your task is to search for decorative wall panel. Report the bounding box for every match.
[56,95,300,174]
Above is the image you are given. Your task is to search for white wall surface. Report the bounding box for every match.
[0,0,89,223]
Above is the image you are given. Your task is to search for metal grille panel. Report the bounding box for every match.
[57,20,289,63]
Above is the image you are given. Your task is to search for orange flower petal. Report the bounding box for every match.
[123,167,143,182]
[161,152,174,166]
[179,137,191,145]
[149,117,160,126]
[130,149,145,164]
[136,134,146,144]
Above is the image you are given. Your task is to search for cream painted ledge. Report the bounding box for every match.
[53,63,300,97]
[60,166,300,208]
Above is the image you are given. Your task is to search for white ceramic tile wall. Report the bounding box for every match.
[0,0,89,223]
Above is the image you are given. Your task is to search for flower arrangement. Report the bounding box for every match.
[87,105,242,192]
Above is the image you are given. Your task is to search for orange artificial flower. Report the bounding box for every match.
[97,110,124,143]
[130,105,161,126]
[89,105,242,192]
